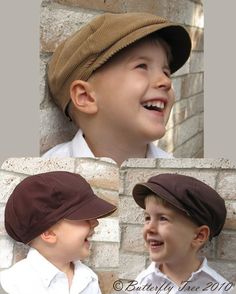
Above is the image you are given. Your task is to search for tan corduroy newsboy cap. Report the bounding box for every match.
[48,12,191,114]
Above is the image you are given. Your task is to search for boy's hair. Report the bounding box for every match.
[133,173,226,239]
[4,171,116,244]
[47,12,191,116]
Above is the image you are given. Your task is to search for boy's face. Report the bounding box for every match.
[89,38,175,143]
[143,196,198,265]
[53,218,99,261]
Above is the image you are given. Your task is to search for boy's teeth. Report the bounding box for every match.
[142,101,165,110]
[150,240,163,246]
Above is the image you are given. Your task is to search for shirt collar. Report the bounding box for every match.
[71,129,95,157]
[72,130,171,159]
[145,257,219,282]
[26,248,98,289]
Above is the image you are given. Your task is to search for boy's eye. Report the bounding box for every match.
[136,63,148,70]
[159,215,168,222]
[164,69,171,78]
[144,215,150,222]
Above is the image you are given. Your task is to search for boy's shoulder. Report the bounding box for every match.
[42,129,94,158]
[0,257,30,293]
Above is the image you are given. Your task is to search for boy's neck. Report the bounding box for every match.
[35,247,75,288]
[159,255,202,286]
[83,129,148,166]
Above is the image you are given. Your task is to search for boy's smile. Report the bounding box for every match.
[88,37,175,144]
[54,218,99,261]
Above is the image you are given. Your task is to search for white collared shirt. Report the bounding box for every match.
[128,258,234,294]
[0,248,101,294]
[42,129,172,159]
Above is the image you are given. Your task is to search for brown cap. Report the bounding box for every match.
[47,12,191,114]
[5,171,117,244]
[132,173,226,238]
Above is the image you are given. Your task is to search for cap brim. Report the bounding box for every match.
[91,22,191,80]
[64,194,117,221]
[132,182,188,215]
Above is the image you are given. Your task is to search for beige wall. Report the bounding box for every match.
[40,0,204,158]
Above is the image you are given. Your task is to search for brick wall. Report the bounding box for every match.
[119,158,236,286]
[40,0,204,158]
[0,158,119,294]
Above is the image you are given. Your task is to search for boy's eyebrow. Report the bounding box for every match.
[127,55,170,70]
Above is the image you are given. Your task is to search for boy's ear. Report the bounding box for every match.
[40,229,57,244]
[70,80,98,114]
[192,225,210,248]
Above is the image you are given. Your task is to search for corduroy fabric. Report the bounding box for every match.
[47,12,191,114]
[132,173,226,239]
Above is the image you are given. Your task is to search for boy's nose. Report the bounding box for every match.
[145,220,158,233]
[153,72,172,91]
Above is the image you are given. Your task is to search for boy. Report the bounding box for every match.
[130,173,234,293]
[42,12,192,165]
[0,171,116,294]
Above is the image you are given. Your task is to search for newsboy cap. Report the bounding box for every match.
[132,173,226,238]
[5,171,116,244]
[48,12,192,114]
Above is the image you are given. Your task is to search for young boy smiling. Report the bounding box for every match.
[0,171,116,294]
[42,12,191,165]
[130,173,233,294]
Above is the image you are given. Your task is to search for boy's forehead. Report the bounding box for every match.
[97,37,170,71]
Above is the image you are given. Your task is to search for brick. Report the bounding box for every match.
[39,53,51,106]
[181,73,203,98]
[40,5,99,52]
[97,271,119,294]
[0,237,14,268]
[217,172,236,200]
[171,77,182,101]
[75,159,119,190]
[208,261,236,283]
[92,188,119,208]
[0,205,6,235]
[190,51,204,73]
[122,169,160,196]
[199,240,216,259]
[172,59,190,77]
[225,202,236,230]
[119,253,146,279]
[163,114,202,149]
[92,218,119,243]
[217,232,236,261]
[121,159,156,169]
[121,224,145,253]
[13,243,30,264]
[172,132,203,158]
[119,196,144,225]
[89,242,119,268]
[0,172,22,203]
[188,27,204,51]
[54,0,125,13]
[40,106,77,155]
[165,93,204,128]
[1,158,76,175]
[157,158,234,169]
